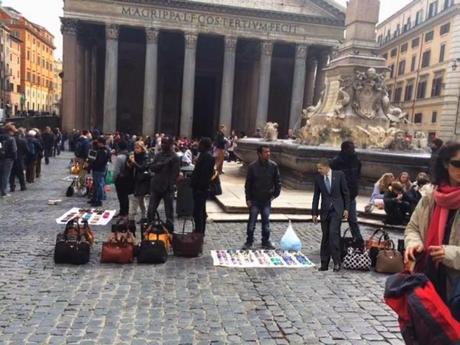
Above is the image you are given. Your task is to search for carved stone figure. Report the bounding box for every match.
[263,122,279,141]
[412,131,429,150]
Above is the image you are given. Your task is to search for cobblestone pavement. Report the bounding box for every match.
[0,153,405,345]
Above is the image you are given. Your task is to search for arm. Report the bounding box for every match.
[244,165,253,202]
[112,155,124,181]
[404,197,426,249]
[442,243,460,270]
[312,178,320,216]
[369,184,382,204]
[273,165,281,199]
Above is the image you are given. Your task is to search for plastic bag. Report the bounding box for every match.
[280,221,302,251]
[105,170,113,185]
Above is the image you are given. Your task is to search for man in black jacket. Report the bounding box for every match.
[0,123,18,197]
[191,137,215,234]
[330,141,363,247]
[88,137,110,207]
[10,128,28,192]
[148,136,180,231]
[42,126,55,165]
[312,159,350,272]
[243,145,281,250]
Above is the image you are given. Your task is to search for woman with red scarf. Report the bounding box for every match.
[405,142,460,301]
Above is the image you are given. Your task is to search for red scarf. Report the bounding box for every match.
[425,185,460,247]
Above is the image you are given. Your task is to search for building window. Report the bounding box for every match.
[398,60,406,75]
[425,31,434,42]
[432,111,438,123]
[404,83,414,101]
[415,10,424,25]
[440,22,450,35]
[444,0,453,10]
[431,75,443,96]
[389,64,395,78]
[404,17,411,32]
[394,86,403,102]
[27,50,30,60]
[422,50,431,67]
[401,43,408,53]
[412,37,420,48]
[440,44,446,62]
[414,113,423,123]
[428,1,438,19]
[417,79,427,98]
[391,48,397,57]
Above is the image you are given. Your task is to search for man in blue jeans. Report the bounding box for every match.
[243,145,281,250]
[88,137,110,207]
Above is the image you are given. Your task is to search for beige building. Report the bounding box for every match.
[61,0,346,136]
[52,58,62,115]
[8,31,21,115]
[376,0,460,141]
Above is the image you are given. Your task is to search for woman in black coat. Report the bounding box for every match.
[384,181,411,225]
[128,141,150,225]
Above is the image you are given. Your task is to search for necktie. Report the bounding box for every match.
[325,176,331,194]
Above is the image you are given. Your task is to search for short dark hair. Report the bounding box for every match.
[433,142,460,185]
[257,145,270,154]
[341,140,355,152]
[117,140,128,151]
[317,158,330,167]
[432,138,444,148]
[199,137,212,151]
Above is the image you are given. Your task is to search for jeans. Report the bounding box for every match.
[348,199,363,245]
[129,194,148,221]
[92,171,106,205]
[148,190,175,232]
[0,158,14,195]
[246,200,271,244]
[193,190,208,234]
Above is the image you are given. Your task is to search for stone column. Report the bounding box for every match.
[219,36,237,131]
[180,32,198,138]
[61,18,78,131]
[143,27,159,136]
[255,41,273,131]
[89,45,98,129]
[313,50,329,105]
[83,45,91,129]
[289,44,308,130]
[303,57,317,107]
[103,24,119,134]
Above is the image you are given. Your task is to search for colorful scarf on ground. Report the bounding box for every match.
[425,185,460,247]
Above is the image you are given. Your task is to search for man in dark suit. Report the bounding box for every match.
[312,159,350,272]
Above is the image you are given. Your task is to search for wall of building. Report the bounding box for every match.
[8,35,21,115]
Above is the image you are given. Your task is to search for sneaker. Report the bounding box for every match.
[261,241,276,250]
[241,242,253,250]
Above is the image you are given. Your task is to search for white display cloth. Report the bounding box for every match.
[211,250,315,268]
[56,207,116,226]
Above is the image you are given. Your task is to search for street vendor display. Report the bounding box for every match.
[56,207,116,226]
[211,250,315,268]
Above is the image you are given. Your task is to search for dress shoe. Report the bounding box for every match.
[333,263,341,272]
[241,242,253,250]
[318,266,328,271]
[261,241,276,250]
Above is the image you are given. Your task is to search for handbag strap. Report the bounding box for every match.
[181,217,195,235]
[64,217,82,240]
[369,228,387,241]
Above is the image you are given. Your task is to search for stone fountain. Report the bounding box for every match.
[235,0,430,189]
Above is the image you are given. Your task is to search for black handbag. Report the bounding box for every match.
[136,234,168,264]
[54,219,90,265]
[209,175,222,197]
[340,228,364,260]
[65,180,75,197]
[172,219,203,258]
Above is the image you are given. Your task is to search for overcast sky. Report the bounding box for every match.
[1,0,413,59]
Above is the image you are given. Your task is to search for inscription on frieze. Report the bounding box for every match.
[121,6,298,35]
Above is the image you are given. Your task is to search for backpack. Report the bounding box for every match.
[0,138,7,159]
[75,139,87,158]
[27,139,36,158]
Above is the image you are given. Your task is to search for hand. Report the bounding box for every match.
[312,215,318,224]
[396,194,403,201]
[246,200,252,208]
[404,244,424,263]
[343,210,349,220]
[428,245,446,263]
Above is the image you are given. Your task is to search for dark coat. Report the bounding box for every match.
[149,150,180,193]
[312,170,350,218]
[330,152,361,199]
[245,159,281,203]
[214,131,226,150]
[191,151,215,192]
[132,152,150,197]
[0,132,17,160]
[14,135,28,161]
[42,132,55,150]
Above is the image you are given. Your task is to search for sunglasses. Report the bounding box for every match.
[450,160,460,168]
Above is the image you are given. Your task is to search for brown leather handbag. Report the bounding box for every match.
[172,219,203,258]
[101,232,135,264]
[375,241,404,274]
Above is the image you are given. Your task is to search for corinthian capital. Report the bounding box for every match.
[145,27,159,44]
[261,41,273,56]
[295,44,308,60]
[60,18,78,36]
[105,24,120,40]
[224,37,237,52]
[184,32,198,49]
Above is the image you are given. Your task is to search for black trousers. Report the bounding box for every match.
[193,190,208,234]
[9,159,25,190]
[320,210,342,266]
[26,160,36,183]
[148,190,175,231]
[44,148,52,164]
[115,180,130,216]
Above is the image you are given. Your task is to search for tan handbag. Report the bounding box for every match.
[375,241,404,274]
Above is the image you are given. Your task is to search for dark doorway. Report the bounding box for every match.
[192,35,223,139]
[193,76,217,138]
[116,27,146,134]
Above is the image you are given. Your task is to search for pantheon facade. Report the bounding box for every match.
[61,0,345,138]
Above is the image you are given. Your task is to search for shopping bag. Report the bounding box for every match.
[280,220,302,251]
[105,169,113,185]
